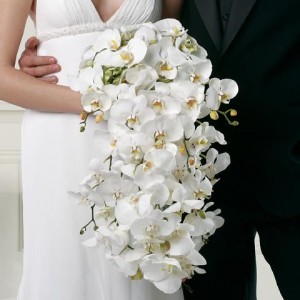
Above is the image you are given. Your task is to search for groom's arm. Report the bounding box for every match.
[18,36,60,83]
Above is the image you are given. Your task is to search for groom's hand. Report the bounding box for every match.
[18,36,61,83]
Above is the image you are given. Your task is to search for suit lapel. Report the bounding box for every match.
[193,0,222,50]
[221,0,257,55]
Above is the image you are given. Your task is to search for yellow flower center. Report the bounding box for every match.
[219,91,229,103]
[129,195,140,206]
[173,26,180,35]
[163,264,174,274]
[120,51,134,64]
[146,224,159,235]
[196,138,208,146]
[143,161,153,172]
[126,114,139,128]
[186,97,198,109]
[110,139,117,148]
[160,63,173,71]
[152,99,165,111]
[91,100,102,110]
[155,130,166,141]
[188,157,195,166]
[190,73,201,83]
[194,190,205,199]
[113,192,122,200]
[110,40,120,51]
[130,146,142,160]
[179,144,186,155]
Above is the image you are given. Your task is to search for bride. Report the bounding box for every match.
[0,0,184,299]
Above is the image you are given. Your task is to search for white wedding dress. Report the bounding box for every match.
[18,0,184,299]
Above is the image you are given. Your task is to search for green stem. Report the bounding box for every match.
[80,109,102,132]
[217,110,239,126]
[80,204,98,234]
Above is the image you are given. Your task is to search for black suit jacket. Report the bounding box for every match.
[181,0,300,217]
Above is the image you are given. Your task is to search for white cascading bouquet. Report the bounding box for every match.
[69,19,238,294]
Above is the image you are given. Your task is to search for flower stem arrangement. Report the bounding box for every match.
[69,19,238,294]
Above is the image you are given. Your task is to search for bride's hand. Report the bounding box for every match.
[18,36,61,83]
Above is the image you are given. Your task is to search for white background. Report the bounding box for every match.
[0,18,283,300]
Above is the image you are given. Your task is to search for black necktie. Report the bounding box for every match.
[218,0,234,32]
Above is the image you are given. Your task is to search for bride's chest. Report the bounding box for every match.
[35,0,162,37]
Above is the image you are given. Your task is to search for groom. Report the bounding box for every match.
[19,0,300,299]
[179,1,300,299]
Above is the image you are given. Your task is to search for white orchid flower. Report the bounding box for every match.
[69,65,104,94]
[96,173,139,207]
[94,206,115,223]
[93,29,122,52]
[182,173,213,201]
[108,254,140,277]
[176,60,212,84]
[81,89,113,114]
[96,38,148,68]
[200,148,231,180]
[175,33,207,60]
[144,183,170,208]
[140,83,181,116]
[141,115,184,145]
[79,157,107,187]
[134,24,159,45]
[68,184,93,205]
[179,248,207,278]
[125,64,158,91]
[115,192,153,227]
[134,149,176,189]
[167,223,195,256]
[93,129,120,158]
[187,122,226,155]
[140,254,186,294]
[109,95,156,132]
[130,210,177,241]
[155,18,185,37]
[171,81,205,121]
[102,83,133,102]
[184,212,215,237]
[184,202,223,237]
[96,224,130,255]
[117,132,153,164]
[171,152,190,181]
[144,37,187,80]
[164,185,205,214]
[206,78,239,110]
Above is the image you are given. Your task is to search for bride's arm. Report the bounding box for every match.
[0,0,82,113]
[162,0,184,19]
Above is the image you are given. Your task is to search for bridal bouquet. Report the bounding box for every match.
[69,19,238,294]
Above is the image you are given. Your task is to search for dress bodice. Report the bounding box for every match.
[35,0,162,86]
[36,0,162,42]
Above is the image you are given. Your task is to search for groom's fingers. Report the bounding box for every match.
[20,63,61,78]
[19,53,57,68]
[19,53,61,81]
[24,36,40,52]
[18,36,61,82]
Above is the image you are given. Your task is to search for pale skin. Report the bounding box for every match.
[0,0,83,112]
[18,0,184,86]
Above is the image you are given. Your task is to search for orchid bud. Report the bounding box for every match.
[210,111,219,120]
[230,109,237,116]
